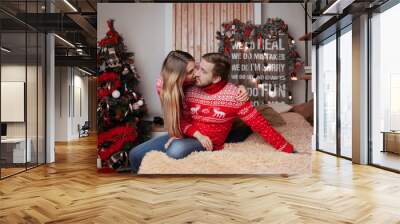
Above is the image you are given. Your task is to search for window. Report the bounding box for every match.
[339,27,352,158]
[370,2,400,171]
[317,35,337,154]
[316,24,353,159]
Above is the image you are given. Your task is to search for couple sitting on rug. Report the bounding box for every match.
[129,51,295,173]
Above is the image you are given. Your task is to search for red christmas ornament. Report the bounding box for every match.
[223,23,231,30]
[295,61,302,71]
[97,88,110,98]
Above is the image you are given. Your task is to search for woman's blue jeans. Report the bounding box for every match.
[129,133,205,173]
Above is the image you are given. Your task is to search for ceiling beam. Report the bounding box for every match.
[66,13,97,44]
[55,55,95,70]
[322,0,356,14]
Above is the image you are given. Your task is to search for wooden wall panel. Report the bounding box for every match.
[188,5,194,56]
[200,4,208,57]
[247,4,253,22]
[207,4,213,53]
[213,3,220,52]
[181,4,188,52]
[227,4,233,22]
[173,3,254,61]
[175,3,182,50]
[220,4,227,27]
[194,4,201,61]
[234,4,241,21]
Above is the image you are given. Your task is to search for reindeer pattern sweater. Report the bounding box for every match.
[180,81,294,153]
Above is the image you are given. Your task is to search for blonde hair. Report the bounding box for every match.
[160,50,194,138]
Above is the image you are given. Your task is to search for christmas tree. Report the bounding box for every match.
[97,20,149,172]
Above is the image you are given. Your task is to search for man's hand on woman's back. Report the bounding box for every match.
[236,85,249,102]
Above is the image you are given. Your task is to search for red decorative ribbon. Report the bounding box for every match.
[97,125,137,160]
[98,125,134,145]
[98,71,119,83]
[97,72,122,98]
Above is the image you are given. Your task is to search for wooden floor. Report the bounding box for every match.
[1,135,400,224]
[0,167,26,178]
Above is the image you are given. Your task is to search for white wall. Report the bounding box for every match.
[55,67,68,141]
[98,3,173,120]
[55,67,89,141]
[261,3,313,104]
[72,73,89,138]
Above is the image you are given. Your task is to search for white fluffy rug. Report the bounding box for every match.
[139,112,312,175]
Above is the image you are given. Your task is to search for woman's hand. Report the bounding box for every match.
[193,131,213,151]
[236,85,249,102]
[164,137,180,149]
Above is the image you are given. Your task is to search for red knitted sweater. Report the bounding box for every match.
[180,81,294,153]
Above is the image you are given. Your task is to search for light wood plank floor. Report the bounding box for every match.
[0,135,400,224]
[0,167,26,178]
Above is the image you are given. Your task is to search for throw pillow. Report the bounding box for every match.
[290,99,314,126]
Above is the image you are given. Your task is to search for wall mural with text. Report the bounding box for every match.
[217,18,303,105]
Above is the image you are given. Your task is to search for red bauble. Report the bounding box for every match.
[295,61,302,71]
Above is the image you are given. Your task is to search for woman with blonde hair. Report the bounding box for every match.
[159,50,196,139]
[128,50,248,173]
